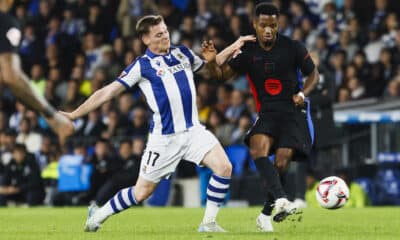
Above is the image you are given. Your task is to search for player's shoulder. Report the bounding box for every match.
[279,34,305,49]
[241,41,258,53]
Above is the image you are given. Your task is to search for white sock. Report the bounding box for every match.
[93,187,137,224]
[202,201,220,224]
[202,174,230,224]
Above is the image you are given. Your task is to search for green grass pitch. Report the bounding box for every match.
[0,207,398,240]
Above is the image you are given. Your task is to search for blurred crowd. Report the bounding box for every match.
[1,0,400,206]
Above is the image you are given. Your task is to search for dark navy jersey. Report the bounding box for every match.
[228,34,315,113]
[0,12,21,54]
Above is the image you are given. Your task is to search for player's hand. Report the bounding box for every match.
[201,40,217,62]
[231,35,256,53]
[292,92,305,106]
[59,111,74,120]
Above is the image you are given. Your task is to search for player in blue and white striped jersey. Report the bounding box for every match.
[61,15,253,233]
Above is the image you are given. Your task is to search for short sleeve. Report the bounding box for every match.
[116,58,141,89]
[294,41,315,76]
[177,45,204,72]
[0,15,21,54]
[227,46,250,74]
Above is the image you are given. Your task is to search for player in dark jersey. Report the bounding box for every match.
[207,3,319,231]
[0,0,74,144]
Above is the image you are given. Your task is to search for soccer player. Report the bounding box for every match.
[61,15,235,233]
[0,0,74,143]
[213,3,319,232]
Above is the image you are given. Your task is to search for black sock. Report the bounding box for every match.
[279,171,287,188]
[261,192,274,216]
[254,157,287,200]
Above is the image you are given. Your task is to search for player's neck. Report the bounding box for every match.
[259,41,275,51]
[148,47,169,56]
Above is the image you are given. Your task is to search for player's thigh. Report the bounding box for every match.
[249,133,274,158]
[139,134,183,184]
[183,126,218,165]
[201,143,232,177]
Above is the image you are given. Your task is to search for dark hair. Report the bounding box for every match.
[136,15,164,37]
[254,3,279,18]
[119,138,132,147]
[14,143,27,152]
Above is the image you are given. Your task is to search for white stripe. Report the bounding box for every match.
[206,189,226,199]
[121,188,133,205]
[157,55,187,133]
[138,78,162,134]
[114,196,123,211]
[209,178,229,189]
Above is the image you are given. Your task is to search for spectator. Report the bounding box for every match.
[16,118,42,153]
[94,139,141,205]
[0,143,44,206]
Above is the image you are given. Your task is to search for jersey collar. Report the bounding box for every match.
[145,48,171,59]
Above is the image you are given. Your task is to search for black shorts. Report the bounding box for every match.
[0,12,21,54]
[244,100,314,160]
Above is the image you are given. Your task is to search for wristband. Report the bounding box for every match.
[297,91,305,100]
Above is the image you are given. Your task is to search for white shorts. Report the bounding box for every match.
[139,125,219,183]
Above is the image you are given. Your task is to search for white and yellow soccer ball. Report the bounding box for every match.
[315,176,350,209]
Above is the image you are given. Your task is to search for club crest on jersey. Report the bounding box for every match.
[265,62,275,74]
[157,68,166,76]
[264,78,282,95]
[176,53,184,59]
[155,60,161,66]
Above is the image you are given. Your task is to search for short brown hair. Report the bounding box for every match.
[136,15,164,37]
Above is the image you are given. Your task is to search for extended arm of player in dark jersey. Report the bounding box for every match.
[200,36,255,81]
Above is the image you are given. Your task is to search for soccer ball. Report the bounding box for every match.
[315,176,350,209]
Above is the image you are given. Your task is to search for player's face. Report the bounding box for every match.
[254,14,278,47]
[145,21,171,54]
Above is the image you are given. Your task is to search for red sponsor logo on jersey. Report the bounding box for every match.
[264,78,282,95]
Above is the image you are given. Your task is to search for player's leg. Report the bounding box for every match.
[85,177,158,232]
[249,134,287,201]
[183,126,232,232]
[0,53,74,143]
[199,143,232,232]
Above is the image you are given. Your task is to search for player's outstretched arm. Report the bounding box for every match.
[61,81,126,120]
[215,35,256,66]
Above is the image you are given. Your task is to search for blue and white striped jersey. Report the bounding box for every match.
[117,45,205,135]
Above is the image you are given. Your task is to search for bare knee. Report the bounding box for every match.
[214,159,232,177]
[275,149,293,173]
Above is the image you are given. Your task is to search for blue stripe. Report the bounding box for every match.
[305,99,315,144]
[212,175,231,185]
[110,198,119,213]
[207,184,229,193]
[296,68,303,89]
[207,195,225,203]
[118,191,128,209]
[128,187,136,205]
[140,58,175,134]
[163,54,193,129]
[117,78,130,89]
[178,45,194,64]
